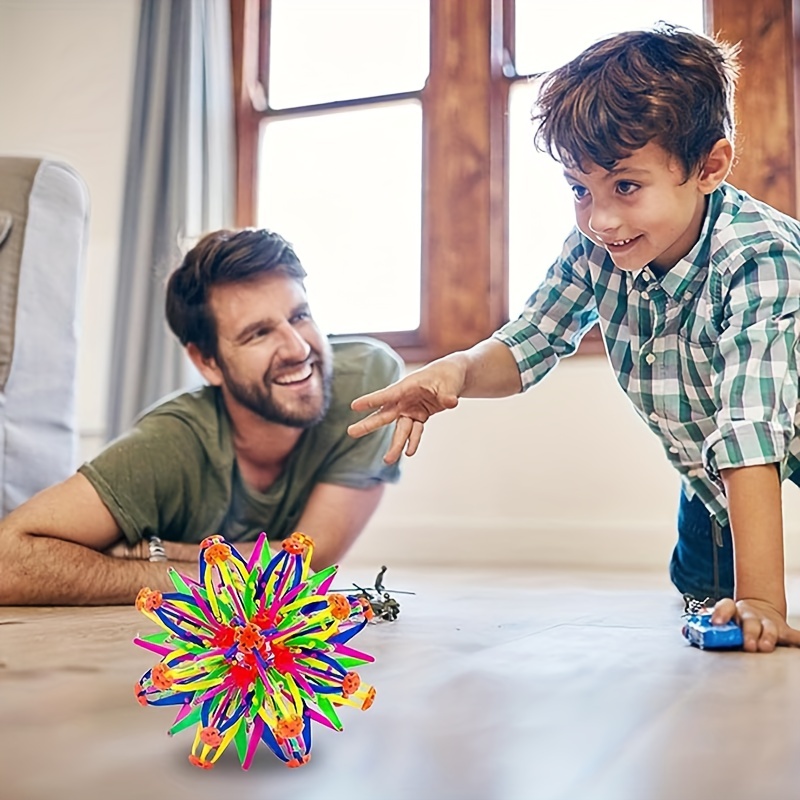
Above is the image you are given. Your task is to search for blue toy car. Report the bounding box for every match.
[682,612,744,650]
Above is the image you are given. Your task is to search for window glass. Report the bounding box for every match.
[258,102,423,335]
[269,0,430,108]
[508,2,706,317]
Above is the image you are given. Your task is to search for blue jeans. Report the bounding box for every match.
[670,487,734,601]
[670,472,800,601]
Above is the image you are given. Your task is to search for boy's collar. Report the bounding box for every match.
[629,187,723,303]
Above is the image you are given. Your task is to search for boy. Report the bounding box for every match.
[347,25,800,654]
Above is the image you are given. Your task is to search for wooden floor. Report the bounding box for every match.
[2,566,800,800]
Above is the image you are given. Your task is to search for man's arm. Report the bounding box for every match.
[99,482,384,585]
[104,537,205,564]
[293,482,385,570]
[0,473,197,606]
[712,464,800,651]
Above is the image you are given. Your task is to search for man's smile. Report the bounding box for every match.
[272,361,315,386]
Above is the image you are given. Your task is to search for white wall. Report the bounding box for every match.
[352,356,682,570]
[3,0,800,574]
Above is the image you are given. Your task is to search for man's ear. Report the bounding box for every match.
[186,343,223,387]
[698,138,733,193]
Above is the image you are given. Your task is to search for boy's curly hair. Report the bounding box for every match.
[166,228,306,359]
[533,24,739,178]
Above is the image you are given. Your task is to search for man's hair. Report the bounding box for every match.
[166,228,306,359]
[533,24,740,177]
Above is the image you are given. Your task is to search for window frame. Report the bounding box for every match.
[231,0,800,363]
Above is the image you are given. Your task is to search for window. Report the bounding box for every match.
[259,102,424,335]
[232,0,800,361]
[259,0,428,337]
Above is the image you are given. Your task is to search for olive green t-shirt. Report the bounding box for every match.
[79,338,402,546]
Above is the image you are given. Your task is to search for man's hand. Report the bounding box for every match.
[711,597,800,652]
[347,357,466,464]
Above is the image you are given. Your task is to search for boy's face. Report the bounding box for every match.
[204,273,333,428]
[563,141,709,275]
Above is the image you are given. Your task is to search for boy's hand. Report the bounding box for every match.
[711,597,800,652]
[347,359,465,464]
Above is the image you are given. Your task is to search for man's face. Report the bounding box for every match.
[563,141,709,275]
[207,273,332,428]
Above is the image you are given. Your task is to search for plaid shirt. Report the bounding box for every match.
[495,182,800,527]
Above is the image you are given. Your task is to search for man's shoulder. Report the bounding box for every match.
[320,337,403,427]
[85,384,232,486]
[330,336,404,389]
[133,384,227,446]
[138,384,218,420]
[310,337,403,483]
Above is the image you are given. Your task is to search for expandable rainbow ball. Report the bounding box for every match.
[133,532,375,769]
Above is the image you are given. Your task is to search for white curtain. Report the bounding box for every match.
[107,0,236,439]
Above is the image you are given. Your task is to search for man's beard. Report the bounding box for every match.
[220,349,333,429]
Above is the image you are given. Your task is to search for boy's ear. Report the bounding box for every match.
[186,342,224,387]
[697,138,733,193]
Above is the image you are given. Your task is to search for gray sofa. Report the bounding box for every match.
[0,157,88,515]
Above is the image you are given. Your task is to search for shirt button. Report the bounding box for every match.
[645,353,656,364]
[642,272,651,282]
[669,446,679,454]
[641,290,650,300]
[649,412,659,422]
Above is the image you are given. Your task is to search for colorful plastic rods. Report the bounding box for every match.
[134,532,375,769]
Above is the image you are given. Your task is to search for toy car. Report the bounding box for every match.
[682,612,744,650]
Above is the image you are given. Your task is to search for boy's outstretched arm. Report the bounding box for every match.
[711,464,800,652]
[348,338,521,464]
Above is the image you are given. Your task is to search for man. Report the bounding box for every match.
[0,228,402,605]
